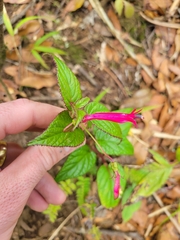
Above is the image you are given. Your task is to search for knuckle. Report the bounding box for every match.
[34,146,61,171]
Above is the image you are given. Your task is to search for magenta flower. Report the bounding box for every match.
[82,109,143,126]
[114,171,121,199]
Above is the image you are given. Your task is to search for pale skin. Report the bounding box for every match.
[0,99,76,239]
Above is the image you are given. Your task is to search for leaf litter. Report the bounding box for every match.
[2,0,180,239]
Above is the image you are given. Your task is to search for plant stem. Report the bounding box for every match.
[85,128,113,162]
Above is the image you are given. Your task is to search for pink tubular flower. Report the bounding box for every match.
[82,109,143,126]
[114,171,120,199]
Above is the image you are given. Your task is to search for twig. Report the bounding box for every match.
[153,193,180,234]
[140,11,180,29]
[10,2,34,25]
[148,205,172,218]
[169,0,180,17]
[104,66,128,97]
[89,0,155,81]
[48,207,80,240]
[131,128,180,140]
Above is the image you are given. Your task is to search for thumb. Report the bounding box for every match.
[0,145,75,236]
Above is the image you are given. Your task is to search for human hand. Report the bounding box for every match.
[0,99,77,240]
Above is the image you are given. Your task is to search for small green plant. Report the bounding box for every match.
[114,0,135,18]
[3,7,65,69]
[29,56,174,223]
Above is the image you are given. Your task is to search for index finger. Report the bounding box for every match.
[0,99,63,139]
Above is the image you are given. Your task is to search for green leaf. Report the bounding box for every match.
[85,102,122,139]
[121,185,134,205]
[31,50,49,69]
[34,31,59,46]
[73,109,86,130]
[125,167,149,185]
[120,122,132,137]
[122,201,141,222]
[85,102,109,114]
[54,56,82,110]
[43,204,61,223]
[28,110,85,147]
[176,147,180,162]
[94,128,133,155]
[33,45,66,55]
[55,145,96,182]
[94,88,110,103]
[97,165,120,208]
[3,6,14,36]
[124,1,135,18]
[149,150,171,167]
[131,163,172,201]
[114,0,124,16]
[75,97,90,109]
[14,16,40,34]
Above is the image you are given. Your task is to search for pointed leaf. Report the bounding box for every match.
[131,164,172,201]
[28,110,85,147]
[34,31,59,46]
[14,16,40,34]
[94,128,133,155]
[176,147,180,162]
[97,165,120,208]
[114,0,124,16]
[31,50,49,69]
[73,109,86,130]
[149,150,171,167]
[3,6,14,36]
[54,56,82,110]
[55,145,96,182]
[124,1,134,18]
[122,201,141,222]
[33,46,66,55]
[75,97,90,109]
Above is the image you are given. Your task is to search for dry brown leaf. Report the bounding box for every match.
[4,35,21,50]
[169,64,180,76]
[152,42,165,70]
[148,0,172,10]
[6,48,38,63]
[113,222,136,232]
[155,72,167,92]
[34,1,45,14]
[155,26,176,45]
[4,0,30,3]
[159,59,170,77]
[107,6,121,31]
[4,65,56,89]
[141,69,153,85]
[175,107,180,121]
[126,57,137,66]
[0,79,26,101]
[166,82,180,98]
[94,209,114,228]
[159,102,170,128]
[64,0,85,15]
[157,222,179,240]
[104,44,120,63]
[19,75,56,89]
[134,142,148,165]
[147,93,167,119]
[166,186,180,199]
[18,20,44,41]
[132,210,148,228]
[136,53,151,66]
[122,88,151,108]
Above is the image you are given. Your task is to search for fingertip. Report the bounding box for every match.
[27,190,48,212]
